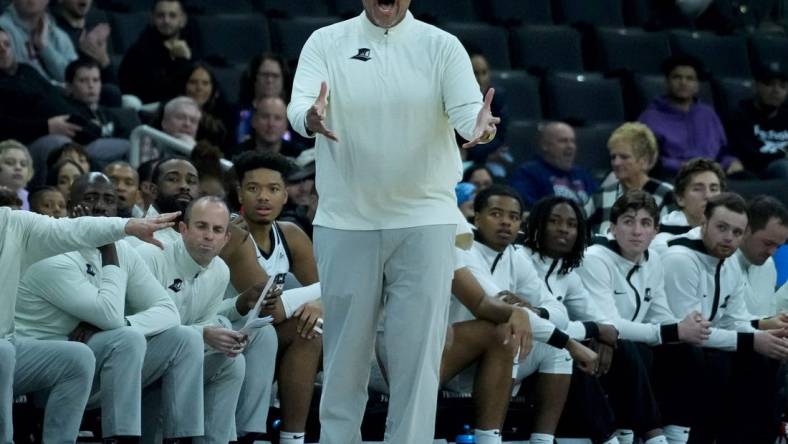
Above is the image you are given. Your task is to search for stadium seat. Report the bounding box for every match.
[194,14,271,65]
[553,0,625,27]
[490,70,542,121]
[270,16,341,64]
[441,22,511,69]
[252,0,331,18]
[632,74,716,116]
[505,120,541,167]
[108,12,149,54]
[575,122,620,180]
[511,25,583,73]
[210,63,246,107]
[623,0,656,27]
[409,0,478,23]
[749,34,788,70]
[712,77,753,123]
[544,72,625,124]
[96,0,154,13]
[595,27,670,75]
[185,0,254,14]
[485,0,553,25]
[669,30,751,79]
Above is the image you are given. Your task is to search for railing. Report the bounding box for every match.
[128,125,233,170]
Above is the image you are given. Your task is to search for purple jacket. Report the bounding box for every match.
[639,96,736,174]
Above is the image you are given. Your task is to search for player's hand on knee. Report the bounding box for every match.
[501,308,533,359]
[754,330,788,360]
[596,323,619,348]
[306,81,339,142]
[567,339,598,375]
[294,301,323,339]
[204,326,247,357]
[261,293,286,324]
[677,311,711,345]
[68,322,101,343]
[594,341,615,376]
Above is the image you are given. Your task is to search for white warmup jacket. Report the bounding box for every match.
[136,237,231,334]
[524,247,612,341]
[576,236,680,346]
[287,10,484,231]
[652,210,691,255]
[662,228,758,351]
[15,240,180,340]
[0,208,128,338]
[734,250,780,318]
[457,241,571,349]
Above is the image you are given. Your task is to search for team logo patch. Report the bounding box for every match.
[644,288,652,302]
[169,278,184,292]
[86,264,96,276]
[351,48,372,61]
[720,295,731,309]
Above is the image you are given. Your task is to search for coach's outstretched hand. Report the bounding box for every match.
[462,88,501,149]
[124,212,180,249]
[306,81,339,142]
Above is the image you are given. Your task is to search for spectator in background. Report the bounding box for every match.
[142,96,201,162]
[118,0,197,103]
[0,140,33,210]
[53,0,114,83]
[48,157,84,197]
[137,159,159,215]
[0,0,77,82]
[728,63,788,179]
[104,161,142,217]
[29,186,66,217]
[190,141,227,199]
[172,62,234,149]
[465,51,509,175]
[236,53,293,143]
[46,142,90,176]
[0,184,22,208]
[508,121,598,208]
[462,163,494,192]
[639,54,743,177]
[455,182,476,221]
[585,122,674,234]
[279,148,316,236]
[231,97,302,160]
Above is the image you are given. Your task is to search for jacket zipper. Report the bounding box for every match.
[626,265,641,321]
[709,260,723,321]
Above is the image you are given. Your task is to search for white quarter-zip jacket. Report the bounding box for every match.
[136,237,231,334]
[735,250,779,318]
[652,210,691,255]
[457,240,571,348]
[525,247,612,340]
[576,236,680,345]
[0,208,128,338]
[662,228,757,351]
[15,240,180,340]
[288,11,483,230]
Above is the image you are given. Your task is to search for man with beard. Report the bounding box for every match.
[15,173,204,443]
[142,157,199,244]
[105,161,143,217]
[663,192,788,443]
[118,0,196,103]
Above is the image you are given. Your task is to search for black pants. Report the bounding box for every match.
[688,349,781,444]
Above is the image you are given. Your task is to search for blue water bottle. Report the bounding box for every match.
[455,424,475,443]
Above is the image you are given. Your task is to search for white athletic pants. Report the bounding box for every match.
[315,225,456,444]
[0,337,95,444]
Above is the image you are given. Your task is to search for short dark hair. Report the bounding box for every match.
[704,192,748,221]
[610,190,659,224]
[231,150,294,185]
[30,186,63,208]
[183,195,230,228]
[462,164,493,184]
[151,157,192,186]
[473,184,524,214]
[524,196,588,275]
[0,186,22,207]
[152,0,185,11]
[746,195,787,232]
[661,53,705,79]
[46,142,89,173]
[47,158,86,188]
[138,159,160,183]
[65,58,101,84]
[673,158,727,198]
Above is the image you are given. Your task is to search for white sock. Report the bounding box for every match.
[603,436,621,444]
[279,430,305,444]
[615,429,635,444]
[663,425,691,444]
[528,432,554,444]
[474,429,502,444]
[645,436,668,444]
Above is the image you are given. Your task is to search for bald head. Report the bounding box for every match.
[539,121,576,172]
[68,172,119,217]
